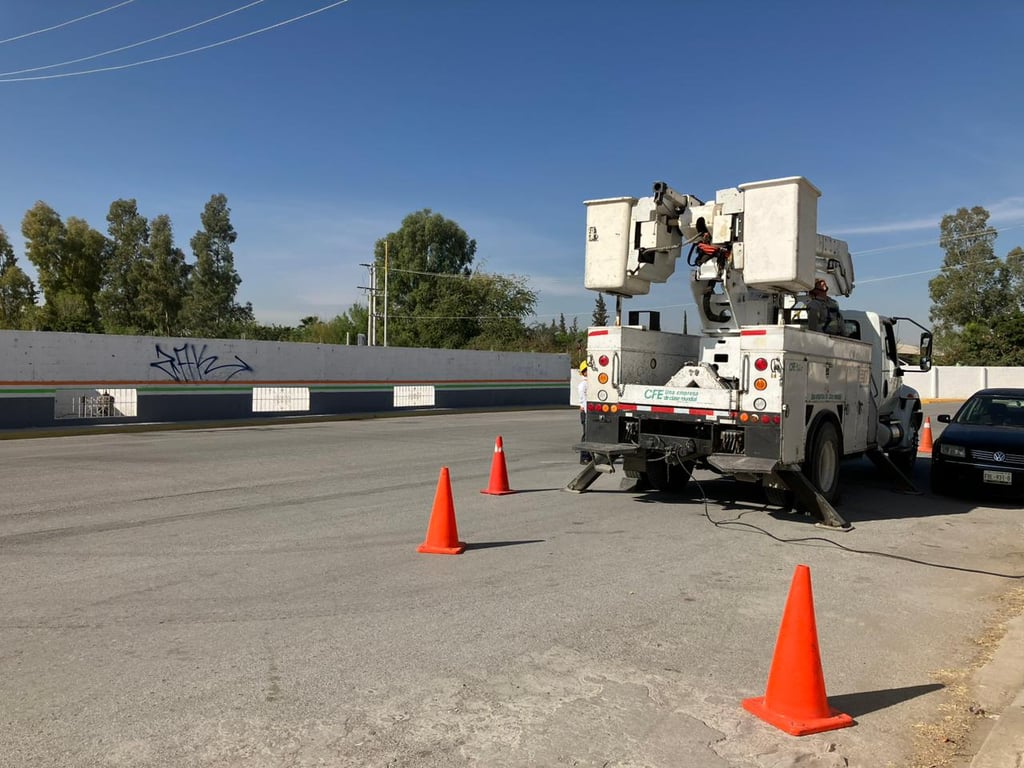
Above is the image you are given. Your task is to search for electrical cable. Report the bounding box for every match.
[0,1,268,78]
[0,0,353,83]
[689,474,1023,580]
[0,1,136,46]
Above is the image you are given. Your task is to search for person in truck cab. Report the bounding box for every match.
[806,278,845,335]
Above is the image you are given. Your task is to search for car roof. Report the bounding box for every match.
[971,388,1024,398]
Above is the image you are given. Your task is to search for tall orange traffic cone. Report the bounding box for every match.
[742,564,854,736]
[918,417,933,455]
[480,436,515,495]
[417,467,466,555]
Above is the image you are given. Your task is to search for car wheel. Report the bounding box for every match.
[804,420,841,503]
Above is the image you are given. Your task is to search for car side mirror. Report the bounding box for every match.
[937,414,951,423]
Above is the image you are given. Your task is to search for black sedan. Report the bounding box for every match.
[931,388,1024,497]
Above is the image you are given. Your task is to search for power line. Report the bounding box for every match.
[0,1,136,46]
[0,0,354,83]
[853,221,1024,256]
[0,1,268,78]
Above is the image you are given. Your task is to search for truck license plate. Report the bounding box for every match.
[983,470,1012,485]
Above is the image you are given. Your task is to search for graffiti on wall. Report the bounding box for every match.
[151,343,254,382]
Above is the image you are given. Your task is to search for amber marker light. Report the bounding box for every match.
[598,373,609,384]
[754,378,768,391]
[739,412,750,422]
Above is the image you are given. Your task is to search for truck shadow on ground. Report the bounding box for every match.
[625,457,1020,523]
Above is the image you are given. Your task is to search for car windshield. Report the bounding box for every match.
[956,395,1024,427]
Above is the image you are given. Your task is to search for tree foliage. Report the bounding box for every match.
[373,209,536,348]
[98,199,149,333]
[592,293,608,326]
[22,203,107,332]
[4,197,555,352]
[0,225,37,329]
[292,304,370,345]
[138,214,190,336]
[181,194,253,338]
[929,207,1024,364]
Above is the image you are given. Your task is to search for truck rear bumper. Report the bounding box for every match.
[573,442,642,457]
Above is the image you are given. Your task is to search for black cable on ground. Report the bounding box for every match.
[690,476,1024,580]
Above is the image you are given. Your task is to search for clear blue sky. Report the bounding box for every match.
[2,0,1022,335]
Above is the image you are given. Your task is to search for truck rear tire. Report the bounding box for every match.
[764,485,795,510]
[889,448,917,477]
[804,420,840,503]
[646,454,694,493]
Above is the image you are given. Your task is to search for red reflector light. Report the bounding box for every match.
[760,414,770,424]
[598,355,609,366]
[772,415,781,425]
[754,357,768,371]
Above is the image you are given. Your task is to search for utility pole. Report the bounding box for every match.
[358,262,377,345]
[383,239,389,347]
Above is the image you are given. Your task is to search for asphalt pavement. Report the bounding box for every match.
[0,406,1021,768]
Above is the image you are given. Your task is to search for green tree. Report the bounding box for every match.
[373,210,536,348]
[373,210,475,347]
[22,203,106,332]
[928,207,1023,364]
[463,273,536,349]
[137,214,189,336]
[98,199,149,333]
[181,194,253,338]
[0,226,38,329]
[292,304,370,345]
[592,293,608,326]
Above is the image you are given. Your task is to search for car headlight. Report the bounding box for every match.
[939,443,966,458]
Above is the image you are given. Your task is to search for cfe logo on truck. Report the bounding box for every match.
[643,388,700,403]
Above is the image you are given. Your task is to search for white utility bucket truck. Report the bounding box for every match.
[570,177,933,529]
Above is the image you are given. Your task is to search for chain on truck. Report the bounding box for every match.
[569,176,934,529]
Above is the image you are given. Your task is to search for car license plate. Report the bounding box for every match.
[983,470,1012,485]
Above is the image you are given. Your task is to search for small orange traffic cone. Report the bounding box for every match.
[417,467,465,555]
[742,564,854,736]
[480,436,515,495]
[919,417,933,455]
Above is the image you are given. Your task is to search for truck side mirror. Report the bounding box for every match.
[919,332,933,372]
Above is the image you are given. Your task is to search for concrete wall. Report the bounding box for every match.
[903,366,1023,400]
[0,331,569,431]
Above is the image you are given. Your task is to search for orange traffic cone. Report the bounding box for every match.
[919,417,933,455]
[417,467,466,555]
[742,564,854,736]
[480,436,515,495]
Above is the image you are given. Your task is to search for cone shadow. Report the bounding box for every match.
[827,683,944,718]
[463,539,545,551]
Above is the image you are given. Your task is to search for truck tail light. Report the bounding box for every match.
[598,355,610,366]
[754,357,768,371]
